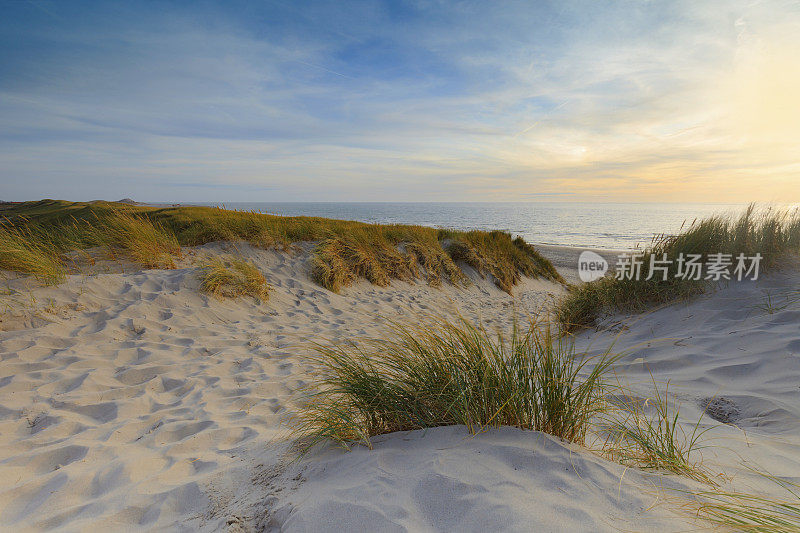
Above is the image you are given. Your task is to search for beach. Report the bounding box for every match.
[5,0,800,529]
[1,231,799,531]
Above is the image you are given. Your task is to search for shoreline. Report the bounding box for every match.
[534,243,622,283]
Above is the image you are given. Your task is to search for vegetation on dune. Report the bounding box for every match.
[443,230,564,291]
[310,227,466,292]
[0,219,66,285]
[293,314,800,533]
[600,378,713,483]
[292,315,714,485]
[556,205,800,332]
[96,211,182,268]
[688,470,800,532]
[198,256,270,299]
[0,199,561,292]
[293,317,618,451]
[0,206,181,276]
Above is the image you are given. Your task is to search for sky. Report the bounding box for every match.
[1,0,799,203]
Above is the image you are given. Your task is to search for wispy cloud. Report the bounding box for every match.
[1,0,798,202]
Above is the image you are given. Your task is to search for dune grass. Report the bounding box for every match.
[689,472,800,532]
[0,219,65,285]
[600,378,713,483]
[309,227,462,292]
[293,317,617,452]
[443,230,564,292]
[0,200,561,292]
[293,313,726,489]
[198,256,270,299]
[556,205,800,331]
[94,211,182,269]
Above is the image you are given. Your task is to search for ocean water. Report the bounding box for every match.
[210,202,751,250]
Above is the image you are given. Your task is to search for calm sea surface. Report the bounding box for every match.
[204,202,753,250]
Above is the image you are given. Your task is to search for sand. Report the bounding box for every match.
[1,242,798,531]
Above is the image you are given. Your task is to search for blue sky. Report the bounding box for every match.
[2,0,799,202]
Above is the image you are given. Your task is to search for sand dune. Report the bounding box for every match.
[0,243,561,531]
[1,243,798,531]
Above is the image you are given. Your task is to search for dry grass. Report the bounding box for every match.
[0,208,182,276]
[600,378,714,483]
[694,496,800,532]
[96,211,182,269]
[0,219,65,285]
[556,205,800,331]
[310,227,465,292]
[198,256,270,299]
[1,200,561,293]
[443,230,564,292]
[292,316,617,452]
[690,479,800,532]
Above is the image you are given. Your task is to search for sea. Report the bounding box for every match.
[198,202,757,250]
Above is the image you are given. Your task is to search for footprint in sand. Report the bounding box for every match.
[700,396,740,424]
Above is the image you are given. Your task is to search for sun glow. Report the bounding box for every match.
[728,42,800,140]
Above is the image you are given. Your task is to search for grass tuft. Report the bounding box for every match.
[198,256,270,299]
[443,230,564,292]
[293,316,616,452]
[98,211,182,269]
[0,219,66,285]
[556,205,800,331]
[688,469,800,532]
[601,378,713,483]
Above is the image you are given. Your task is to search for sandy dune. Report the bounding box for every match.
[0,243,560,531]
[1,243,798,531]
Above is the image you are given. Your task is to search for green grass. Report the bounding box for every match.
[600,378,713,483]
[556,205,800,331]
[0,219,66,285]
[94,211,182,269]
[292,314,722,489]
[687,469,800,532]
[0,199,561,292]
[292,316,617,452]
[198,256,270,299]
[754,289,800,315]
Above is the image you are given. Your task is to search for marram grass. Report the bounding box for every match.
[0,219,65,285]
[292,316,617,452]
[444,230,563,292]
[556,205,800,331]
[198,256,270,299]
[0,209,182,282]
[292,314,723,490]
[599,378,714,483]
[1,200,561,292]
[95,211,182,269]
[685,469,800,532]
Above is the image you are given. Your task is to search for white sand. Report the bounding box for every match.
[1,243,798,531]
